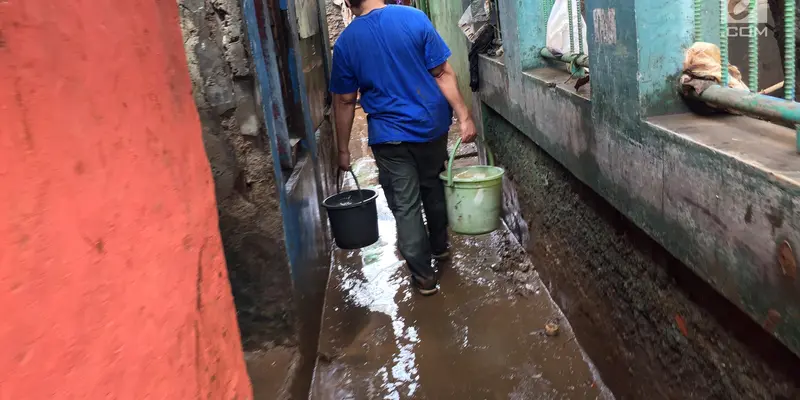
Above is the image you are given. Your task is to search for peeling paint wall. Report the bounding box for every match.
[178,0,297,350]
[0,0,251,397]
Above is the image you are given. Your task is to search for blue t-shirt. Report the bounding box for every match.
[330,6,453,145]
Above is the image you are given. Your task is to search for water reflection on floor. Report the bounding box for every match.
[310,155,613,399]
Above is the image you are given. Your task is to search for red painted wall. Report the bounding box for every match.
[0,0,252,399]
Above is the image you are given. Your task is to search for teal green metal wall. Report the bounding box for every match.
[476,0,800,357]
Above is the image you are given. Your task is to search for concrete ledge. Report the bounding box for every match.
[478,55,800,356]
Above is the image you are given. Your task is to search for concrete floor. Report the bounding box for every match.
[309,127,613,398]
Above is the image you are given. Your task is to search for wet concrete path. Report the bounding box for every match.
[310,137,613,398]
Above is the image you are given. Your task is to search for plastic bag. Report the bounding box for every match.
[459,0,491,42]
[546,0,588,55]
[682,42,748,90]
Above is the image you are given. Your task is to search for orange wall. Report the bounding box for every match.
[0,1,252,399]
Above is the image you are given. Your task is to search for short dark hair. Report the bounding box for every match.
[349,0,365,7]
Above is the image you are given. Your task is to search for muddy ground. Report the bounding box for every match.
[483,108,800,399]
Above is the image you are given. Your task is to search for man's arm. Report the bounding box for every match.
[333,92,358,170]
[430,61,477,143]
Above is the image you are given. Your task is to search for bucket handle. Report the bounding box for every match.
[446,136,495,187]
[337,168,365,205]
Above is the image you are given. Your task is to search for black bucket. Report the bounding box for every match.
[322,170,379,249]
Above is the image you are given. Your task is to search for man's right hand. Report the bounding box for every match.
[338,150,351,171]
[459,118,477,143]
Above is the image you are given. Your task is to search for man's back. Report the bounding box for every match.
[330,5,453,145]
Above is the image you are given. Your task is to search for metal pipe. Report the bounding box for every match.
[540,47,589,67]
[748,0,759,92]
[694,0,703,40]
[784,0,798,151]
[720,0,729,86]
[696,85,800,125]
[567,0,575,53]
[785,0,796,101]
[576,0,584,53]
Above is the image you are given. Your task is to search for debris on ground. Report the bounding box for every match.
[675,314,689,337]
[545,320,561,337]
[486,228,540,298]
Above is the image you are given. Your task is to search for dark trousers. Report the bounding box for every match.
[372,134,449,282]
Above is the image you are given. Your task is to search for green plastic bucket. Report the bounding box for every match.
[439,137,505,235]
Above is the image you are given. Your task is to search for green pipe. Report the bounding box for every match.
[694,0,702,40]
[577,0,584,53]
[567,0,575,53]
[785,0,796,101]
[748,0,759,92]
[540,47,589,67]
[696,85,800,125]
[720,0,729,86]
[785,0,798,151]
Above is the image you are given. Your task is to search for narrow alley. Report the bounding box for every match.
[5,0,800,399]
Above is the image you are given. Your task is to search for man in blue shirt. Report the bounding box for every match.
[330,0,477,296]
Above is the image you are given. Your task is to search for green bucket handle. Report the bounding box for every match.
[446,136,495,187]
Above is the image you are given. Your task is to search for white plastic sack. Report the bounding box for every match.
[546,0,588,55]
[459,0,491,42]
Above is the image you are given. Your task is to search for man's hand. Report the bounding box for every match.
[338,150,351,171]
[459,118,477,143]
